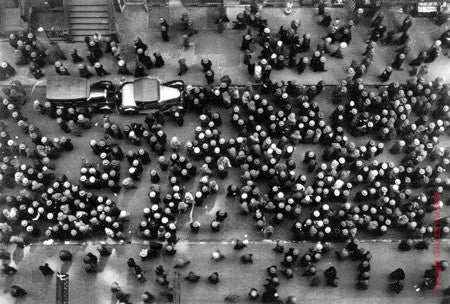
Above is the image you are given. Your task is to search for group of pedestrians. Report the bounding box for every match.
[1,0,450,303]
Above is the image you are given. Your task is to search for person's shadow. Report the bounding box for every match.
[12,247,24,265]
[60,259,73,274]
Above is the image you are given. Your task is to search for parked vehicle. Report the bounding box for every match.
[46,76,117,112]
[119,77,184,114]
[46,76,185,115]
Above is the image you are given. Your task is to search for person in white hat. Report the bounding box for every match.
[296,56,309,74]
[424,40,442,63]
[118,59,132,75]
[331,42,347,59]
[284,1,293,15]
[160,18,170,41]
[58,66,71,76]
[78,63,93,78]
[392,52,406,70]
[94,62,109,76]
[0,61,15,80]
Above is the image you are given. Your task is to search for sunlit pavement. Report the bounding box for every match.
[0,7,449,87]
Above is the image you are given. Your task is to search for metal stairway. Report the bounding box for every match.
[66,0,115,42]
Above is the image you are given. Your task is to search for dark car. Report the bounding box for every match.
[119,77,184,114]
[46,76,117,111]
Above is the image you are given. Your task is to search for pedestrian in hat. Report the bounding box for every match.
[205,70,215,84]
[59,66,71,76]
[86,51,97,66]
[134,62,148,78]
[154,52,165,68]
[178,59,188,76]
[94,62,109,76]
[71,49,83,63]
[296,57,309,74]
[424,40,442,63]
[160,18,170,42]
[0,62,15,80]
[201,58,212,72]
[378,66,393,82]
[134,37,148,53]
[409,51,427,66]
[39,263,54,276]
[331,42,348,59]
[118,60,132,75]
[29,62,44,79]
[10,285,27,298]
[391,52,406,70]
[78,63,93,78]
[183,34,190,51]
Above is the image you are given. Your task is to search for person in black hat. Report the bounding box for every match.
[71,49,83,63]
[208,272,220,284]
[2,263,17,275]
[178,59,188,76]
[39,263,54,276]
[10,285,27,298]
[134,62,148,78]
[29,62,44,79]
[378,66,393,82]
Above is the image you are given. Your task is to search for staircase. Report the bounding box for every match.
[66,0,115,42]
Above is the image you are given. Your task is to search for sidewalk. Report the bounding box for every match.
[0,240,447,304]
[0,7,449,87]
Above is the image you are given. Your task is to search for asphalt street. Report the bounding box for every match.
[2,86,449,244]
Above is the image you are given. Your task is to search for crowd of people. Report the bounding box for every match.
[1,0,450,302]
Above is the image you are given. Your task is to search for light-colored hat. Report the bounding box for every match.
[340,42,348,49]
[118,60,125,66]
[94,62,101,68]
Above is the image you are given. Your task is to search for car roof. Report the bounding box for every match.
[134,78,160,102]
[46,76,89,101]
[121,82,136,108]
